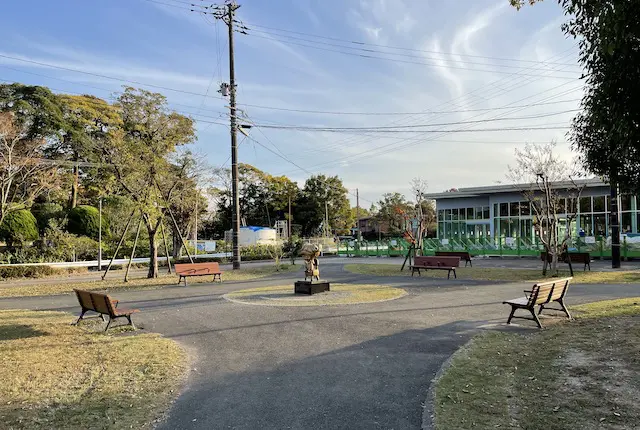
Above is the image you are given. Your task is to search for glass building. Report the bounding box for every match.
[423,179,638,242]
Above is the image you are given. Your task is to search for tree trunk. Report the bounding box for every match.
[172,225,182,259]
[551,249,559,276]
[148,228,159,279]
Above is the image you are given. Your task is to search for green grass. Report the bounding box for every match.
[0,309,187,429]
[0,264,300,298]
[434,298,640,430]
[344,263,640,283]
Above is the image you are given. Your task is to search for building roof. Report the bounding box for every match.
[422,178,606,200]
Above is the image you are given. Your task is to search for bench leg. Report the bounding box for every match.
[177,276,182,285]
[559,298,572,320]
[104,317,113,332]
[506,306,517,324]
[126,315,136,330]
[530,308,543,328]
[74,309,87,325]
[184,276,188,287]
[538,304,545,315]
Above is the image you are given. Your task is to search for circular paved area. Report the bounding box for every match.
[0,258,637,430]
[224,283,407,306]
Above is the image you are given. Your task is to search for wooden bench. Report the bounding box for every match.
[175,262,222,286]
[409,256,461,279]
[540,251,591,271]
[435,251,472,267]
[73,289,139,331]
[503,277,572,328]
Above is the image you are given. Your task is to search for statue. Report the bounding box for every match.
[301,243,320,281]
[295,243,330,295]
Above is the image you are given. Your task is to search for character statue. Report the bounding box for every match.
[301,243,320,281]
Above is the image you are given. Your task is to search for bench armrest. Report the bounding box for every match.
[523,289,532,299]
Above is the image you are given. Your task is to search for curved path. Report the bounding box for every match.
[0,260,637,429]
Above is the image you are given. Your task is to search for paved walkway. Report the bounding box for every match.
[0,262,637,429]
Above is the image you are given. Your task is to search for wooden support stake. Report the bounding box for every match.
[168,207,194,264]
[102,210,135,280]
[125,218,143,282]
[161,220,172,274]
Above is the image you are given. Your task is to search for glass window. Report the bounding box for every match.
[445,209,451,220]
[622,213,632,233]
[593,214,606,237]
[466,208,474,220]
[438,222,445,237]
[494,219,499,237]
[580,214,593,236]
[580,197,591,213]
[605,195,610,212]
[459,208,466,220]
[520,201,530,216]
[593,196,605,212]
[566,198,577,214]
[483,206,490,219]
[621,195,632,212]
[520,219,532,239]
[500,203,508,217]
[475,207,482,220]
[451,209,458,221]
[557,198,566,214]
[509,218,519,237]
[510,202,519,217]
[493,204,499,218]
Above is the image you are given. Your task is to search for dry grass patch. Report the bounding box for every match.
[434,297,640,430]
[344,263,640,283]
[0,309,187,429]
[224,283,406,306]
[0,264,299,298]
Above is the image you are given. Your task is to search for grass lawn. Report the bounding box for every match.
[0,264,300,298]
[434,297,640,430]
[0,309,187,429]
[344,263,640,283]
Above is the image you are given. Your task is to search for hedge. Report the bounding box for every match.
[67,205,108,240]
[0,210,39,246]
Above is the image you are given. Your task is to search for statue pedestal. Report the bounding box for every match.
[294,281,330,295]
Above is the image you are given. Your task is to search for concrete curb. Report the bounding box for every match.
[421,336,480,430]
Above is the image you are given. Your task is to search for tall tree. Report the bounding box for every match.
[296,175,352,236]
[374,192,413,237]
[507,142,585,275]
[101,87,196,278]
[53,95,121,208]
[0,84,65,224]
[510,1,639,192]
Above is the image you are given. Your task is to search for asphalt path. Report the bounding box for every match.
[1,261,637,429]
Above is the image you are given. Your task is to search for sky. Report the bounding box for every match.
[0,0,584,208]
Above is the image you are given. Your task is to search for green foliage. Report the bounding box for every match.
[0,210,39,246]
[0,265,58,279]
[283,236,303,265]
[374,193,413,237]
[67,205,107,240]
[296,175,353,236]
[512,0,640,193]
[31,203,65,233]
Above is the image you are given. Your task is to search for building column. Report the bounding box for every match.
[632,196,638,234]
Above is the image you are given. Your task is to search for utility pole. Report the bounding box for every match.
[98,197,102,271]
[219,1,242,269]
[288,194,292,239]
[325,200,329,238]
[194,192,198,256]
[356,188,361,241]
[610,179,621,268]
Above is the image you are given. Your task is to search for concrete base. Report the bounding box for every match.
[294,281,330,295]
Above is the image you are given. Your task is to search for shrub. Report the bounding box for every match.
[0,210,39,247]
[67,205,108,240]
[0,265,57,279]
[30,203,65,233]
[283,236,303,265]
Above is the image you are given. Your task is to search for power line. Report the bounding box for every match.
[241,33,579,80]
[245,23,580,67]
[249,109,579,132]
[246,28,582,71]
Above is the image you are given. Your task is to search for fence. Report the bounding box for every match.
[338,236,640,259]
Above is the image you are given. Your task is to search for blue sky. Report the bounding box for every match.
[0,0,583,207]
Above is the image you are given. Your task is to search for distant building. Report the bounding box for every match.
[354,216,389,238]
[423,179,638,240]
[225,226,277,246]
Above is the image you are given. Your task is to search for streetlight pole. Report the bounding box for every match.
[98,197,102,271]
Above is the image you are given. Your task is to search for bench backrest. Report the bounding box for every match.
[435,251,471,259]
[529,277,572,306]
[175,262,221,276]
[566,252,590,263]
[74,289,117,316]
[414,256,461,268]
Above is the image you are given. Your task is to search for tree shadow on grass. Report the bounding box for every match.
[0,324,46,341]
